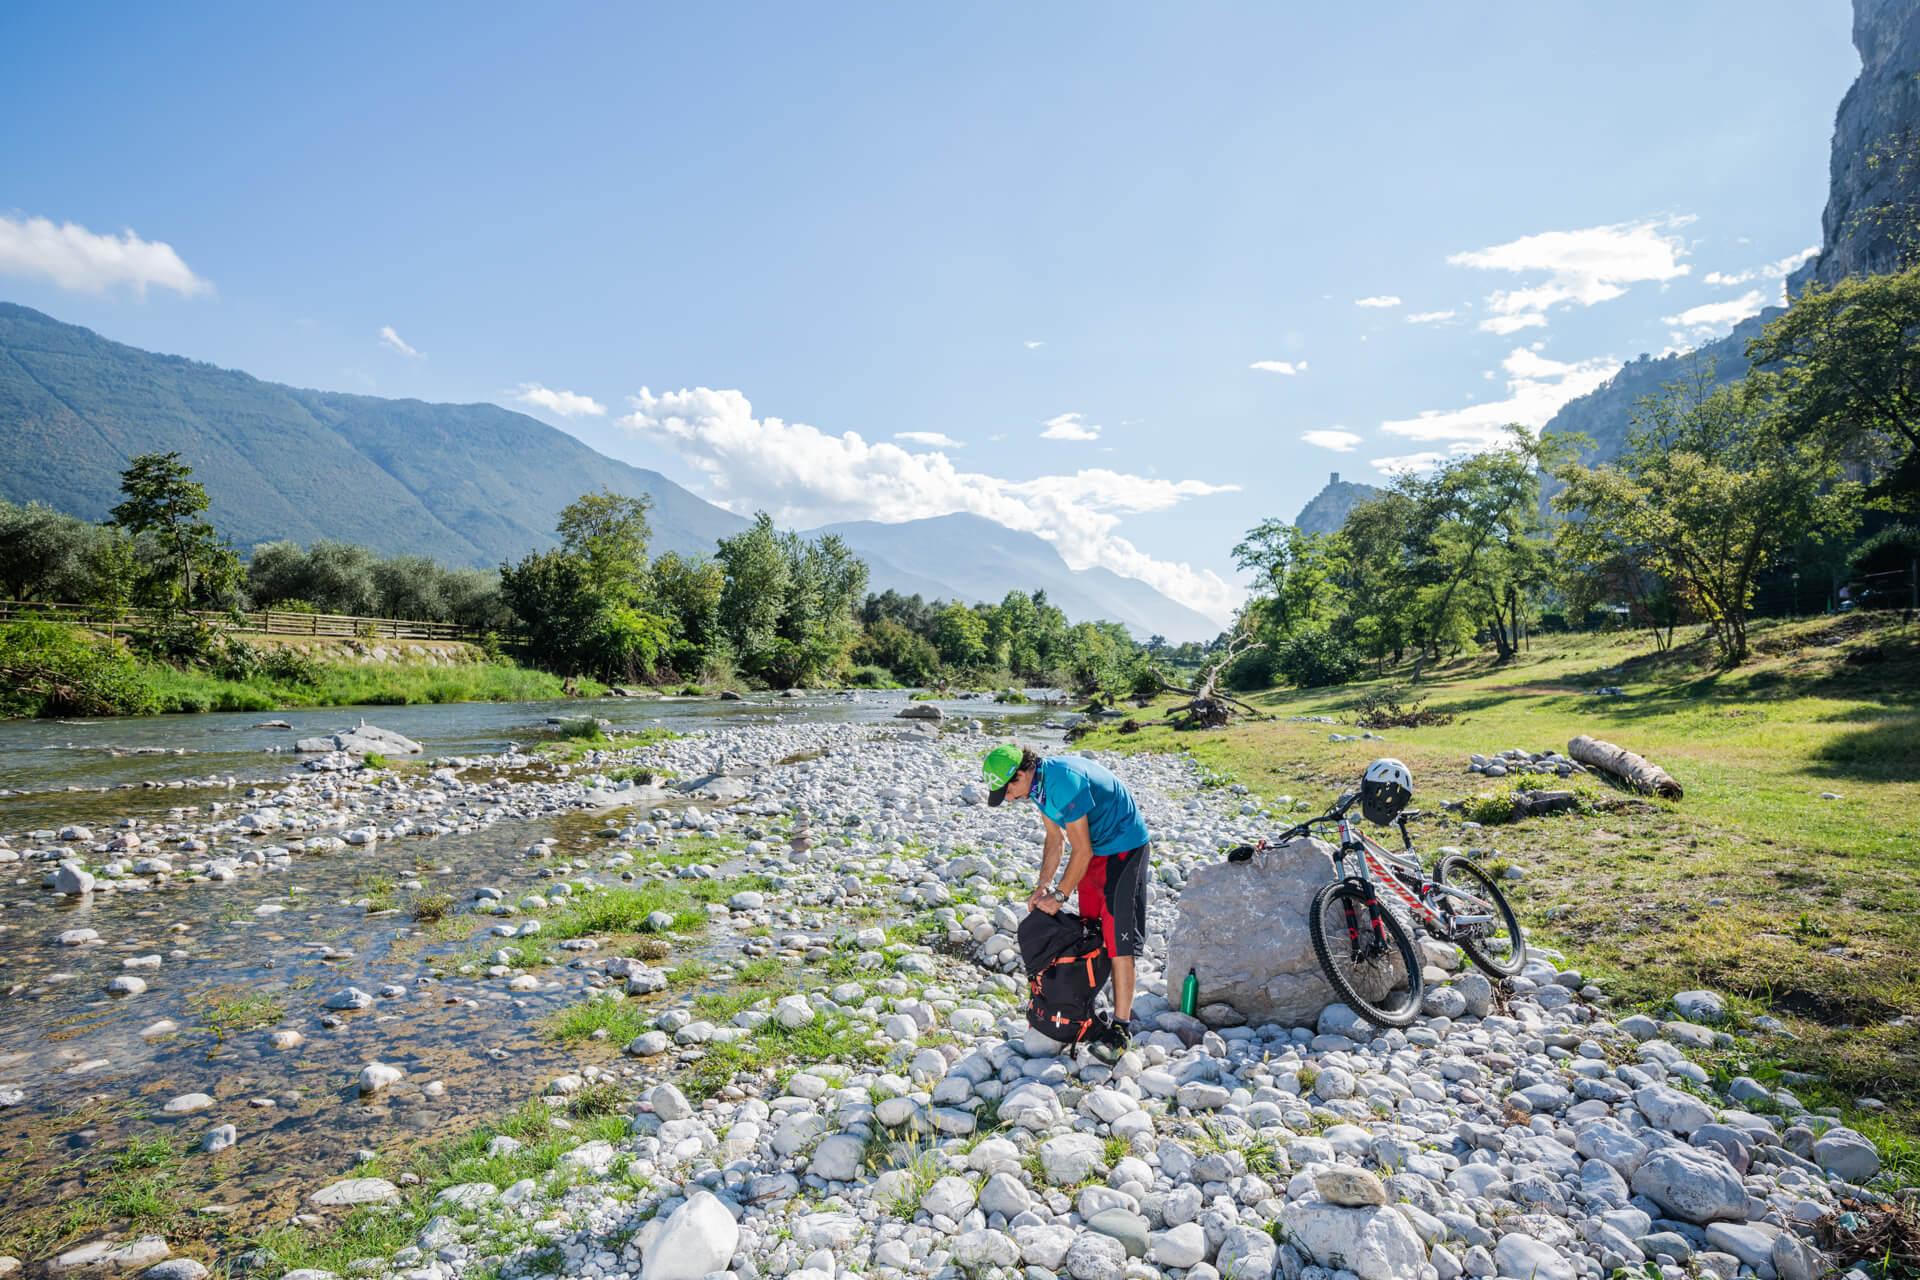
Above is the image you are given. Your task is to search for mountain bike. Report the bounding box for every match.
[1227,791,1526,1029]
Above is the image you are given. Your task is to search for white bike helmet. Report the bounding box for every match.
[1360,757,1413,825]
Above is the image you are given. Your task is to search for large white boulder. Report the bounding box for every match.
[641,1190,739,1280]
[1279,1199,1427,1280]
[1164,836,1340,1027]
[1630,1145,1749,1223]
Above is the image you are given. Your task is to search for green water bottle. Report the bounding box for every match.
[1180,970,1199,1017]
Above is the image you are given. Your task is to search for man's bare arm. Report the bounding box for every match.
[1032,817,1065,906]
[1055,816,1095,898]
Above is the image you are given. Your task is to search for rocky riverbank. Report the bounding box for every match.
[3,720,1904,1280]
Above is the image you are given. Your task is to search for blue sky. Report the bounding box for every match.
[0,3,1861,622]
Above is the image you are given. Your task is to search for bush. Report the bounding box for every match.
[1222,645,1279,691]
[0,619,161,718]
[845,664,898,688]
[1353,687,1454,729]
[1275,630,1363,689]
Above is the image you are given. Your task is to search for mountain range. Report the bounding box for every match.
[0,302,1220,640]
[1293,472,1384,537]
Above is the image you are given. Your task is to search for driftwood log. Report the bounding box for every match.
[1163,628,1263,730]
[1568,735,1683,800]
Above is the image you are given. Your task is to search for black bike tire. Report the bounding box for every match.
[1307,880,1424,1030]
[1435,853,1527,979]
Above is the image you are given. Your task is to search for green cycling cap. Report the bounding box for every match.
[982,743,1023,790]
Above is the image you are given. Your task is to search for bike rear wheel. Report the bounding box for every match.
[1435,853,1527,979]
[1308,880,1423,1029]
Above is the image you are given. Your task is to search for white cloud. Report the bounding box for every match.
[511,383,605,417]
[1040,412,1101,441]
[1450,216,1693,332]
[894,431,964,448]
[1355,295,1402,308]
[618,386,1243,622]
[1704,245,1818,286]
[1663,289,1768,344]
[1370,448,1465,475]
[1249,359,1308,375]
[1024,339,1045,349]
[0,213,209,296]
[1301,429,1363,453]
[1378,346,1620,446]
[378,325,423,358]
[1404,310,1457,324]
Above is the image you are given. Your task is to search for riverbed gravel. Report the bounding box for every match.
[6,717,1899,1280]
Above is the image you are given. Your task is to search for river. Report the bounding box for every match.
[0,689,1064,1264]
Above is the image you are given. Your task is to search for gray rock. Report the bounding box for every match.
[1085,1209,1149,1259]
[1163,837,1340,1026]
[53,863,95,895]
[1813,1127,1881,1182]
[1454,970,1494,1017]
[642,1190,739,1280]
[141,1262,208,1280]
[980,1170,1032,1217]
[309,1177,400,1207]
[161,1093,214,1115]
[1315,1168,1389,1206]
[1279,1199,1426,1280]
[1673,989,1725,1022]
[1038,1133,1105,1184]
[1148,1222,1208,1269]
[1493,1234,1572,1280]
[1063,1231,1127,1280]
[950,1230,1019,1270]
[808,1134,865,1182]
[1630,1145,1748,1223]
[1633,1082,1715,1134]
[51,1238,170,1274]
[1014,1225,1075,1270]
[357,1062,403,1095]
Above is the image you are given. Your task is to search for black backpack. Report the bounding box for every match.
[1018,909,1112,1045]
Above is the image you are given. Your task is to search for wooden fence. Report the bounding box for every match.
[0,600,475,642]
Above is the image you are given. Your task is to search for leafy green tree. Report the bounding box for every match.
[933,601,990,670]
[715,515,791,679]
[557,489,652,601]
[851,618,941,684]
[1556,374,1859,664]
[109,452,239,611]
[0,499,97,601]
[1747,265,1920,508]
[498,548,597,674]
[648,552,727,675]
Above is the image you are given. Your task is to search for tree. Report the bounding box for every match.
[933,601,989,670]
[557,489,652,601]
[648,552,726,675]
[1747,265,1920,508]
[0,500,97,601]
[1556,374,1860,664]
[109,452,239,611]
[852,618,941,685]
[498,549,597,675]
[715,515,791,679]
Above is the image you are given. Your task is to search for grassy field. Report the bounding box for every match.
[1082,612,1920,1149]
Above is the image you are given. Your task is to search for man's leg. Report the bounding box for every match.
[1108,844,1150,1025]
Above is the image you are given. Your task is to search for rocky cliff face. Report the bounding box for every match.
[1293,473,1383,536]
[1809,0,1920,284]
[1545,0,1920,464]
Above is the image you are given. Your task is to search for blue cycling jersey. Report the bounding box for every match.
[1032,755,1150,856]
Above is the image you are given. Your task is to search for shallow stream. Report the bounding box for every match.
[0,689,1060,1255]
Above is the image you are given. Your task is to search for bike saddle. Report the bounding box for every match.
[1226,844,1257,864]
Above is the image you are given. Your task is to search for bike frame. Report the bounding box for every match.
[1328,812,1498,936]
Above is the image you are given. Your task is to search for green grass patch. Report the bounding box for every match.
[542,884,707,938]
[192,988,286,1042]
[680,1012,883,1102]
[1077,614,1920,1146]
[544,992,653,1044]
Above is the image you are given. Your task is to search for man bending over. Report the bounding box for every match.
[983,743,1152,1061]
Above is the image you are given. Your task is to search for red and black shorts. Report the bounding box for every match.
[1077,844,1150,959]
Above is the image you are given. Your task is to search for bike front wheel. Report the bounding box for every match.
[1308,880,1423,1029]
[1435,853,1527,979]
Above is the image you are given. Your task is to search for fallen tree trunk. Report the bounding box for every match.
[1163,627,1263,731]
[1568,734,1683,800]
